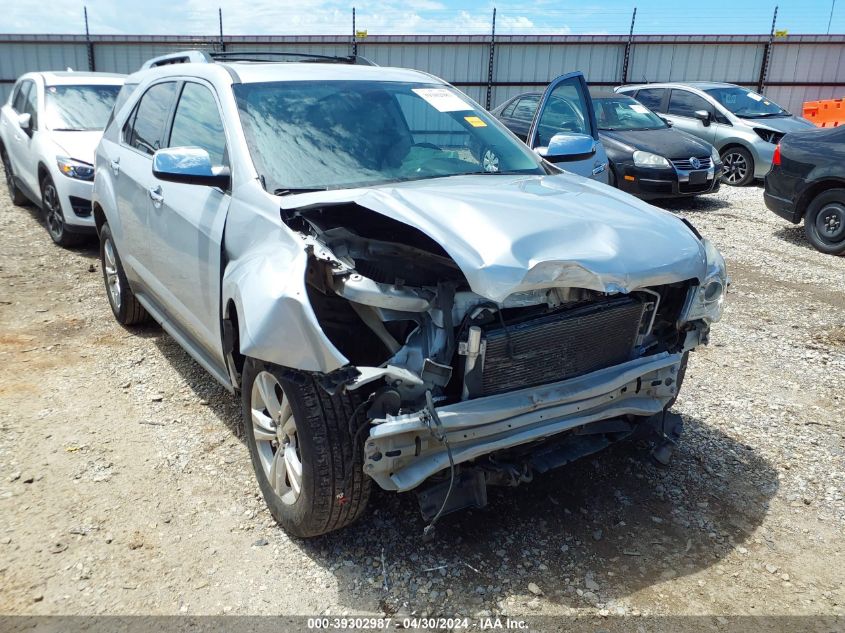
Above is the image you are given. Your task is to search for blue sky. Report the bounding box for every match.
[4,0,843,35]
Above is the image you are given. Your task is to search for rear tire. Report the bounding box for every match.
[99,223,149,324]
[1,146,28,205]
[804,189,845,256]
[720,147,754,187]
[242,358,371,538]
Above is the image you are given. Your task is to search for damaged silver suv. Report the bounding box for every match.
[92,51,727,537]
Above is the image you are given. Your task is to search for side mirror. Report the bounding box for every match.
[17,113,32,131]
[535,132,597,163]
[694,110,711,126]
[152,147,230,189]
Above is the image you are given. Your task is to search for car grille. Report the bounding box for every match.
[480,297,646,396]
[671,157,712,170]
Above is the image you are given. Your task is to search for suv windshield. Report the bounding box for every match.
[234,80,545,191]
[594,96,667,131]
[704,86,788,118]
[45,84,122,131]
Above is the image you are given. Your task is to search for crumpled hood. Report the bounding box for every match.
[281,173,708,302]
[745,115,816,134]
[51,131,102,165]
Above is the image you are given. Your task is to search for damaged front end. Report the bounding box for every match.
[277,190,726,522]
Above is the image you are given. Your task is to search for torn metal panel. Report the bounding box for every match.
[364,350,688,491]
[280,172,710,302]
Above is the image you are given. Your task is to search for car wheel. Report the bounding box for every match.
[40,174,81,246]
[242,358,371,538]
[804,189,845,256]
[720,147,754,187]
[99,223,150,324]
[1,146,28,205]
[608,165,618,188]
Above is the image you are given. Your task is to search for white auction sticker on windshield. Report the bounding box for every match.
[412,88,473,112]
[629,103,650,114]
[748,92,764,101]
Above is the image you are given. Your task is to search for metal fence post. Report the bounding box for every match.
[84,6,95,71]
[218,8,225,52]
[352,7,357,57]
[621,7,637,85]
[485,7,496,110]
[758,5,778,93]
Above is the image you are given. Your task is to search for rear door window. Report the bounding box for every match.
[634,88,666,112]
[167,82,227,166]
[667,89,713,118]
[125,81,178,156]
[512,95,539,123]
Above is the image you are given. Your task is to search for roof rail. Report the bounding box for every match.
[140,49,212,69]
[208,51,377,66]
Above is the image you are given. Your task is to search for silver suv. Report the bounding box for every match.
[616,82,815,186]
[93,51,727,537]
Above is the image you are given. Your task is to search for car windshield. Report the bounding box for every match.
[44,84,122,131]
[234,80,545,192]
[594,96,667,131]
[704,86,788,118]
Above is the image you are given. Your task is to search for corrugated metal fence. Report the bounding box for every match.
[1,33,843,113]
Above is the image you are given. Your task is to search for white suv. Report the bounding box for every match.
[0,71,125,246]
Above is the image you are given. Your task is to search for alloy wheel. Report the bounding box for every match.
[103,237,122,312]
[482,148,500,173]
[251,371,302,505]
[42,182,64,240]
[722,152,748,185]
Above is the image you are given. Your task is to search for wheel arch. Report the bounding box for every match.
[796,179,845,221]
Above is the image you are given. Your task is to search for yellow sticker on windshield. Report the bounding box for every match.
[464,116,487,127]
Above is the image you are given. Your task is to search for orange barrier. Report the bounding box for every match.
[803,98,845,128]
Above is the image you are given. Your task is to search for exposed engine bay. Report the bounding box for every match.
[280,200,713,523]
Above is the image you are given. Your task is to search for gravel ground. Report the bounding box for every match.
[0,179,843,628]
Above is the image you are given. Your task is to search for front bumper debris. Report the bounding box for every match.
[364,350,686,492]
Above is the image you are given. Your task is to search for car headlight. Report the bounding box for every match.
[681,239,729,324]
[632,150,671,168]
[56,157,95,181]
[710,145,720,164]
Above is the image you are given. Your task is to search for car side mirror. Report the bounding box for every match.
[152,147,230,189]
[694,110,711,126]
[17,113,32,131]
[535,132,597,163]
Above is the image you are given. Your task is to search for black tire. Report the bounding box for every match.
[40,173,82,247]
[804,189,845,256]
[242,358,371,538]
[1,146,28,205]
[720,147,754,187]
[608,164,618,188]
[99,223,149,325]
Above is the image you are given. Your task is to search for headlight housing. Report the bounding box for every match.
[56,157,95,181]
[710,145,720,164]
[633,150,671,169]
[681,239,728,324]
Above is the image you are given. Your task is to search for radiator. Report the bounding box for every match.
[480,297,646,396]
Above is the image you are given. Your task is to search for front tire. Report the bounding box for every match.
[804,189,845,255]
[40,173,81,246]
[99,223,149,324]
[1,146,28,205]
[242,358,371,538]
[720,147,754,187]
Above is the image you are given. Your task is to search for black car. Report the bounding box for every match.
[592,94,723,199]
[765,125,845,255]
[493,91,723,199]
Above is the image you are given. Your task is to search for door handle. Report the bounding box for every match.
[110,158,120,176]
[592,162,607,176]
[148,185,164,208]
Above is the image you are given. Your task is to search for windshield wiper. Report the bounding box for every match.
[273,187,329,196]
